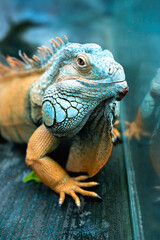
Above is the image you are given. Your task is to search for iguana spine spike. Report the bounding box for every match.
[33,55,41,63]
[56,37,64,45]
[38,50,45,58]
[18,50,29,66]
[5,56,25,68]
[38,47,47,54]
[23,53,36,67]
[49,41,57,52]
[11,59,23,68]
[6,59,17,68]
[42,46,52,55]
[1,36,68,76]
[51,39,60,48]
[64,36,68,43]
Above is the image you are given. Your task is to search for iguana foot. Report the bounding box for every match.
[112,120,120,141]
[125,121,150,141]
[55,175,101,208]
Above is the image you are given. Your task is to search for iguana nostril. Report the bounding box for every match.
[116,87,129,101]
[115,63,122,71]
[108,66,114,75]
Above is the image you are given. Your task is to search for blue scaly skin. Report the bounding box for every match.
[0,37,128,208]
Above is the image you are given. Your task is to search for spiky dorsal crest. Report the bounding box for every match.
[0,36,68,79]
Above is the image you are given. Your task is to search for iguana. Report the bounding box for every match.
[0,36,128,208]
[125,69,160,199]
[125,69,160,141]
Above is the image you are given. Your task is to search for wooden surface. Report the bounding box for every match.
[0,139,132,240]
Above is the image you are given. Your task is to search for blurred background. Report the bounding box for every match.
[0,0,160,239]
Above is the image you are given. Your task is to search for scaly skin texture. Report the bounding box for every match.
[0,37,128,207]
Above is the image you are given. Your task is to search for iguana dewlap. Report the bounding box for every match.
[0,37,128,207]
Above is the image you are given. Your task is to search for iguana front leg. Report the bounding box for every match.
[25,124,100,208]
[112,120,120,141]
[125,109,150,140]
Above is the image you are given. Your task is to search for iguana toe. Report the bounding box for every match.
[55,175,100,208]
[125,121,150,141]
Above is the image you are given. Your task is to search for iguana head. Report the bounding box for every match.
[42,37,128,137]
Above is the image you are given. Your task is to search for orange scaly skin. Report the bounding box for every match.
[0,37,128,208]
[0,72,101,208]
[0,70,100,208]
[26,124,100,207]
[0,71,41,142]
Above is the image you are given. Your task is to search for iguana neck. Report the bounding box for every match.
[80,98,115,137]
[30,67,58,107]
[66,99,115,176]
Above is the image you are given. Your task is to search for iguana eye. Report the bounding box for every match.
[76,54,89,68]
[77,57,85,66]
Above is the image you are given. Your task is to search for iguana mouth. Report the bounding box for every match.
[116,86,129,101]
[75,78,128,101]
[75,78,126,86]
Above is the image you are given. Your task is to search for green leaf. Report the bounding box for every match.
[23,171,41,183]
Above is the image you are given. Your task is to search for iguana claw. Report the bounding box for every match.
[56,175,100,208]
